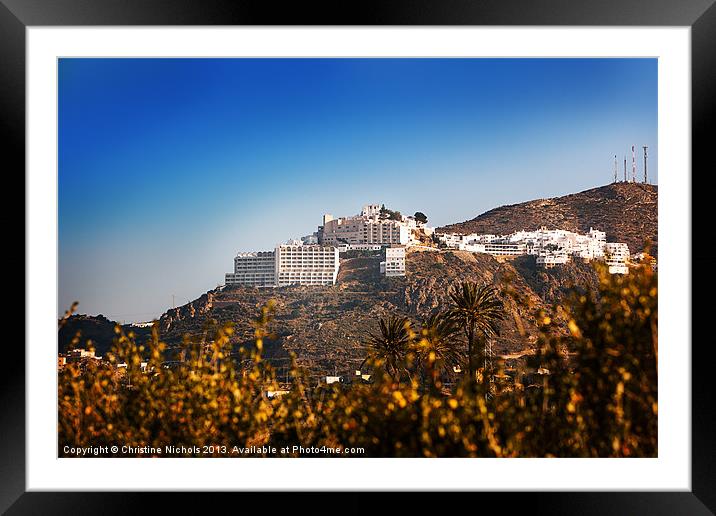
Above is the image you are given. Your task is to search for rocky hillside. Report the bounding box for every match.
[61,257,608,378]
[438,183,658,256]
[153,249,599,380]
[61,251,601,379]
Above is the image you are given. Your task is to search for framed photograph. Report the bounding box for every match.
[6,0,713,512]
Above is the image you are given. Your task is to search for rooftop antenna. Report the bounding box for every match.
[631,145,636,183]
[172,294,175,309]
[624,155,627,182]
[643,145,648,184]
[613,154,618,183]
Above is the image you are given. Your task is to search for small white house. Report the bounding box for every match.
[380,246,406,277]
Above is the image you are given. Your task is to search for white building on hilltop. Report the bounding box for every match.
[484,242,527,256]
[225,245,339,287]
[380,246,406,277]
[318,204,432,248]
[337,243,384,252]
[321,216,411,246]
[361,204,382,217]
[588,227,607,241]
[605,242,630,274]
[536,250,569,268]
[225,251,277,287]
[276,245,340,286]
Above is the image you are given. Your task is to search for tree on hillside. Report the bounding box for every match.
[444,282,504,387]
[418,313,461,393]
[414,212,428,224]
[379,205,403,222]
[365,316,412,384]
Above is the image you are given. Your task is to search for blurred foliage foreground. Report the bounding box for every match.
[58,262,657,458]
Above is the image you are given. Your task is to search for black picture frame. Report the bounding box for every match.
[4,0,713,513]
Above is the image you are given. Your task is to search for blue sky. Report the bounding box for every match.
[58,58,657,322]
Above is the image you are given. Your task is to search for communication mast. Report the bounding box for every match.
[643,145,648,184]
[624,155,627,182]
[631,145,636,182]
[613,155,618,183]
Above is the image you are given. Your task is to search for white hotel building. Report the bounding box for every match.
[275,245,340,286]
[320,215,411,246]
[225,245,339,288]
[225,251,276,287]
[319,204,430,247]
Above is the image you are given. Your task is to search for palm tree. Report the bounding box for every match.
[418,312,462,394]
[445,282,504,386]
[365,316,412,384]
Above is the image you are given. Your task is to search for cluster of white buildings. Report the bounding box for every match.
[226,204,421,287]
[436,226,631,274]
[224,203,637,287]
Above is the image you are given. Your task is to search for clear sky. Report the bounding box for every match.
[59,58,657,322]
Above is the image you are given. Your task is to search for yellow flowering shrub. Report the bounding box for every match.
[58,260,657,457]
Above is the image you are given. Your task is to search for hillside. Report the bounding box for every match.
[155,249,598,380]
[58,314,152,357]
[61,183,657,378]
[60,253,601,379]
[438,183,658,257]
